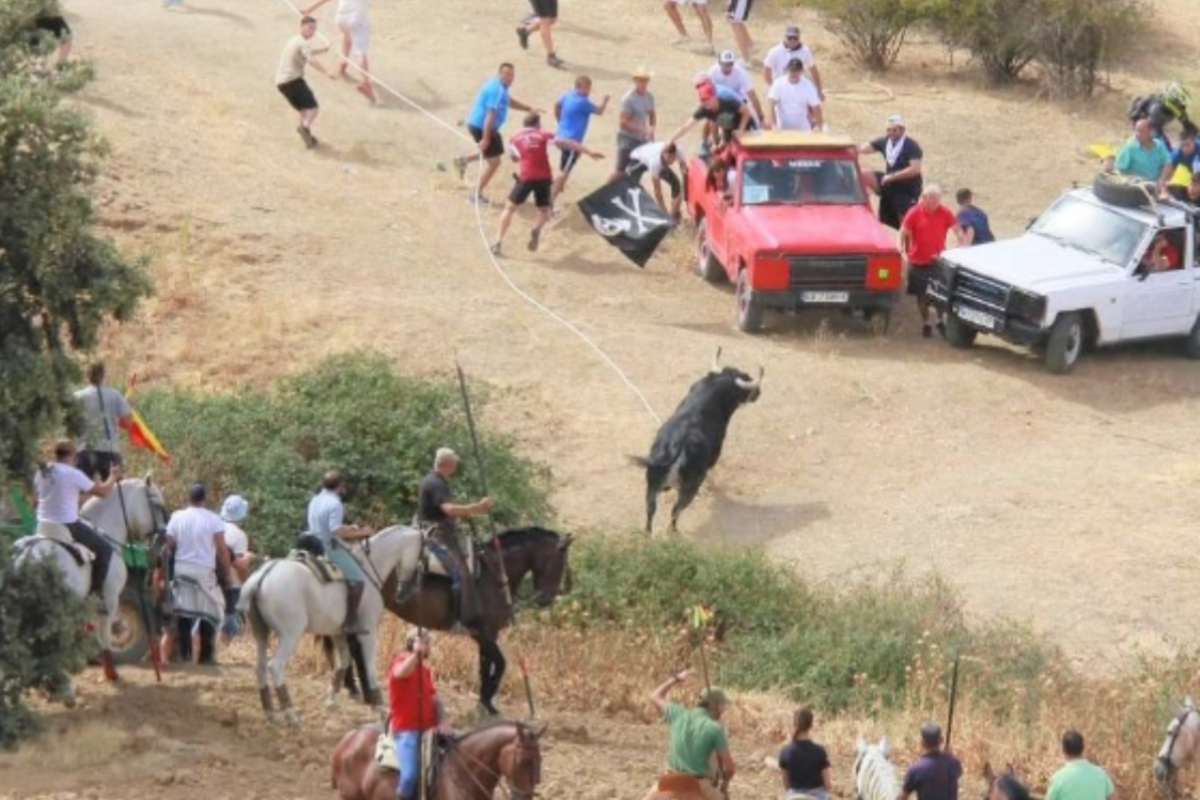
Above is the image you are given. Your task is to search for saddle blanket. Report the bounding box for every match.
[287,549,344,584]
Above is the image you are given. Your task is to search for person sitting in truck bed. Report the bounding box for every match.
[1116,119,1172,195]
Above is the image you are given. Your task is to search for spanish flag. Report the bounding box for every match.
[120,409,170,462]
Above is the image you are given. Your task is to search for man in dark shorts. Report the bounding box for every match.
[860,113,924,228]
[726,0,755,64]
[900,723,963,800]
[516,0,563,68]
[493,112,599,255]
[900,185,961,338]
[627,141,686,223]
[31,7,72,66]
[610,67,656,182]
[455,63,540,207]
[275,16,331,149]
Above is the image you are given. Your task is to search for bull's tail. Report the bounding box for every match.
[626,455,651,468]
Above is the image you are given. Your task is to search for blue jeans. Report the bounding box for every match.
[394,730,422,799]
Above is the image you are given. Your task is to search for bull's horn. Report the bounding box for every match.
[710,346,723,374]
[735,366,764,391]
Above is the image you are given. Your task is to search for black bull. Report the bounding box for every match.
[632,351,763,533]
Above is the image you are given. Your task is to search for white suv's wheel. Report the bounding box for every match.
[1045,312,1084,374]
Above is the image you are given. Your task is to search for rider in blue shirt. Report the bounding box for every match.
[306,470,372,633]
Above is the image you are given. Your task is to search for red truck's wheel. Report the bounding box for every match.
[735,269,764,332]
[695,219,726,283]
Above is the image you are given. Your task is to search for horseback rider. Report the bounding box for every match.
[416,448,494,630]
[34,439,121,594]
[389,629,451,800]
[644,669,736,800]
[73,362,132,481]
[162,483,232,665]
[307,470,372,632]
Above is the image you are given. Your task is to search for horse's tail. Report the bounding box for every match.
[238,560,275,642]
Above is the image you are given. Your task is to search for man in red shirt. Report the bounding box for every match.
[492,112,601,256]
[900,184,963,337]
[389,629,448,800]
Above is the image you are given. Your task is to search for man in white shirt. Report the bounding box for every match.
[767,58,823,132]
[163,484,232,665]
[275,16,332,149]
[763,25,823,100]
[34,439,121,593]
[303,0,376,103]
[307,470,372,632]
[663,0,714,52]
[708,50,764,126]
[219,494,252,640]
[73,362,131,481]
[627,141,686,222]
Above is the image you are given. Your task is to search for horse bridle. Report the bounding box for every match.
[1159,706,1196,779]
[442,725,542,800]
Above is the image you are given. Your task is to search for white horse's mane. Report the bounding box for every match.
[856,737,900,800]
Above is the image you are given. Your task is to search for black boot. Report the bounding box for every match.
[343,583,364,633]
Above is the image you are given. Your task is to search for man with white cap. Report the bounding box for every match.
[417,448,494,630]
[708,50,764,126]
[763,25,823,99]
[219,494,253,640]
[766,57,823,131]
[859,114,924,228]
[663,0,714,52]
[611,67,657,182]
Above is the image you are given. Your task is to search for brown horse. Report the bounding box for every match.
[383,527,573,715]
[330,721,543,800]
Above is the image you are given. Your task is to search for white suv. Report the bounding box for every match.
[928,187,1200,373]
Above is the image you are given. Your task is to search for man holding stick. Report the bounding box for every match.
[643,669,736,800]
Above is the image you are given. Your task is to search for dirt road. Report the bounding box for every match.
[67,0,1200,668]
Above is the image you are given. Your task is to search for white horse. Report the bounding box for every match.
[12,476,166,689]
[855,737,900,800]
[238,524,423,725]
[1156,697,1200,793]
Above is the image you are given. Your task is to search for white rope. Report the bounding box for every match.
[270,0,663,425]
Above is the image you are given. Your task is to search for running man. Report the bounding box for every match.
[516,0,563,69]
[303,0,376,103]
[664,0,714,52]
[553,75,609,201]
[454,63,540,206]
[275,16,332,149]
[726,0,755,65]
[493,113,600,256]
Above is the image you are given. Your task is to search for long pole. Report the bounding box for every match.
[945,652,961,751]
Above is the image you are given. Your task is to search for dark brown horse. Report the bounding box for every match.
[383,527,573,715]
[331,721,543,800]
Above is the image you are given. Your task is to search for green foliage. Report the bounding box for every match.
[127,354,552,556]
[0,0,151,481]
[0,546,91,749]
[1029,0,1145,98]
[808,0,926,71]
[926,0,1041,83]
[552,536,1059,711]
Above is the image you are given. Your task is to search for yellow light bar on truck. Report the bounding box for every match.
[739,130,856,150]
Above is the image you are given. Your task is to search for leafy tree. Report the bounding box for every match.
[810,0,926,72]
[0,0,151,482]
[927,0,1042,83]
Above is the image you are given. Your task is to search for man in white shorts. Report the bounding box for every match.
[663,0,714,52]
[725,0,754,64]
[305,0,376,103]
[763,25,823,100]
[707,50,764,126]
[766,58,823,131]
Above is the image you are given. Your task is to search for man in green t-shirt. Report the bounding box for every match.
[1046,730,1117,800]
[642,669,736,800]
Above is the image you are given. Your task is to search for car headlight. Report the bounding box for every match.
[1008,289,1046,322]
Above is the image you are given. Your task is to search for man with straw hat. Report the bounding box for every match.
[643,669,736,800]
[611,66,657,182]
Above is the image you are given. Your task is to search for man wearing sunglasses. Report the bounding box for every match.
[763,25,823,101]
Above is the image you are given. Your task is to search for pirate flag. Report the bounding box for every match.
[577,177,672,268]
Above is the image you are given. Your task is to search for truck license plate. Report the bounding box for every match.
[956,305,997,330]
[802,291,850,304]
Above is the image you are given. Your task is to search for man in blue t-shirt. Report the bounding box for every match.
[552,75,609,201]
[454,63,541,206]
[901,723,962,800]
[955,188,994,246]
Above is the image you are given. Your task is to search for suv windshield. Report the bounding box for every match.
[740,156,864,206]
[1030,195,1149,266]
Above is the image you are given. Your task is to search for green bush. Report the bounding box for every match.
[927,0,1041,83]
[553,536,1060,711]
[0,547,91,749]
[1030,0,1144,98]
[809,0,926,71]
[127,353,552,556]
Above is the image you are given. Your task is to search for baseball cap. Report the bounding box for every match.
[632,65,652,80]
[785,24,801,37]
[787,57,805,71]
[719,49,737,65]
[887,113,905,127]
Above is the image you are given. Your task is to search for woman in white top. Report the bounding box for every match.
[34,439,122,591]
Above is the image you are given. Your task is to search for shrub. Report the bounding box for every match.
[0,547,91,749]
[810,0,926,72]
[126,353,552,556]
[927,0,1042,83]
[1030,0,1145,98]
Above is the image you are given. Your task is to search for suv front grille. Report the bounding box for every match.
[956,269,1010,312]
[788,255,867,289]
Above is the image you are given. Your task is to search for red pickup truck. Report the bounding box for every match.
[687,131,903,332]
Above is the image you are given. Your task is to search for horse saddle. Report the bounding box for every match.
[14,534,93,567]
[373,729,447,799]
[287,549,344,584]
[653,773,716,800]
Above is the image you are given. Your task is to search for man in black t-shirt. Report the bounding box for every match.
[778,707,833,800]
[859,113,924,228]
[416,447,494,629]
[670,77,753,153]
